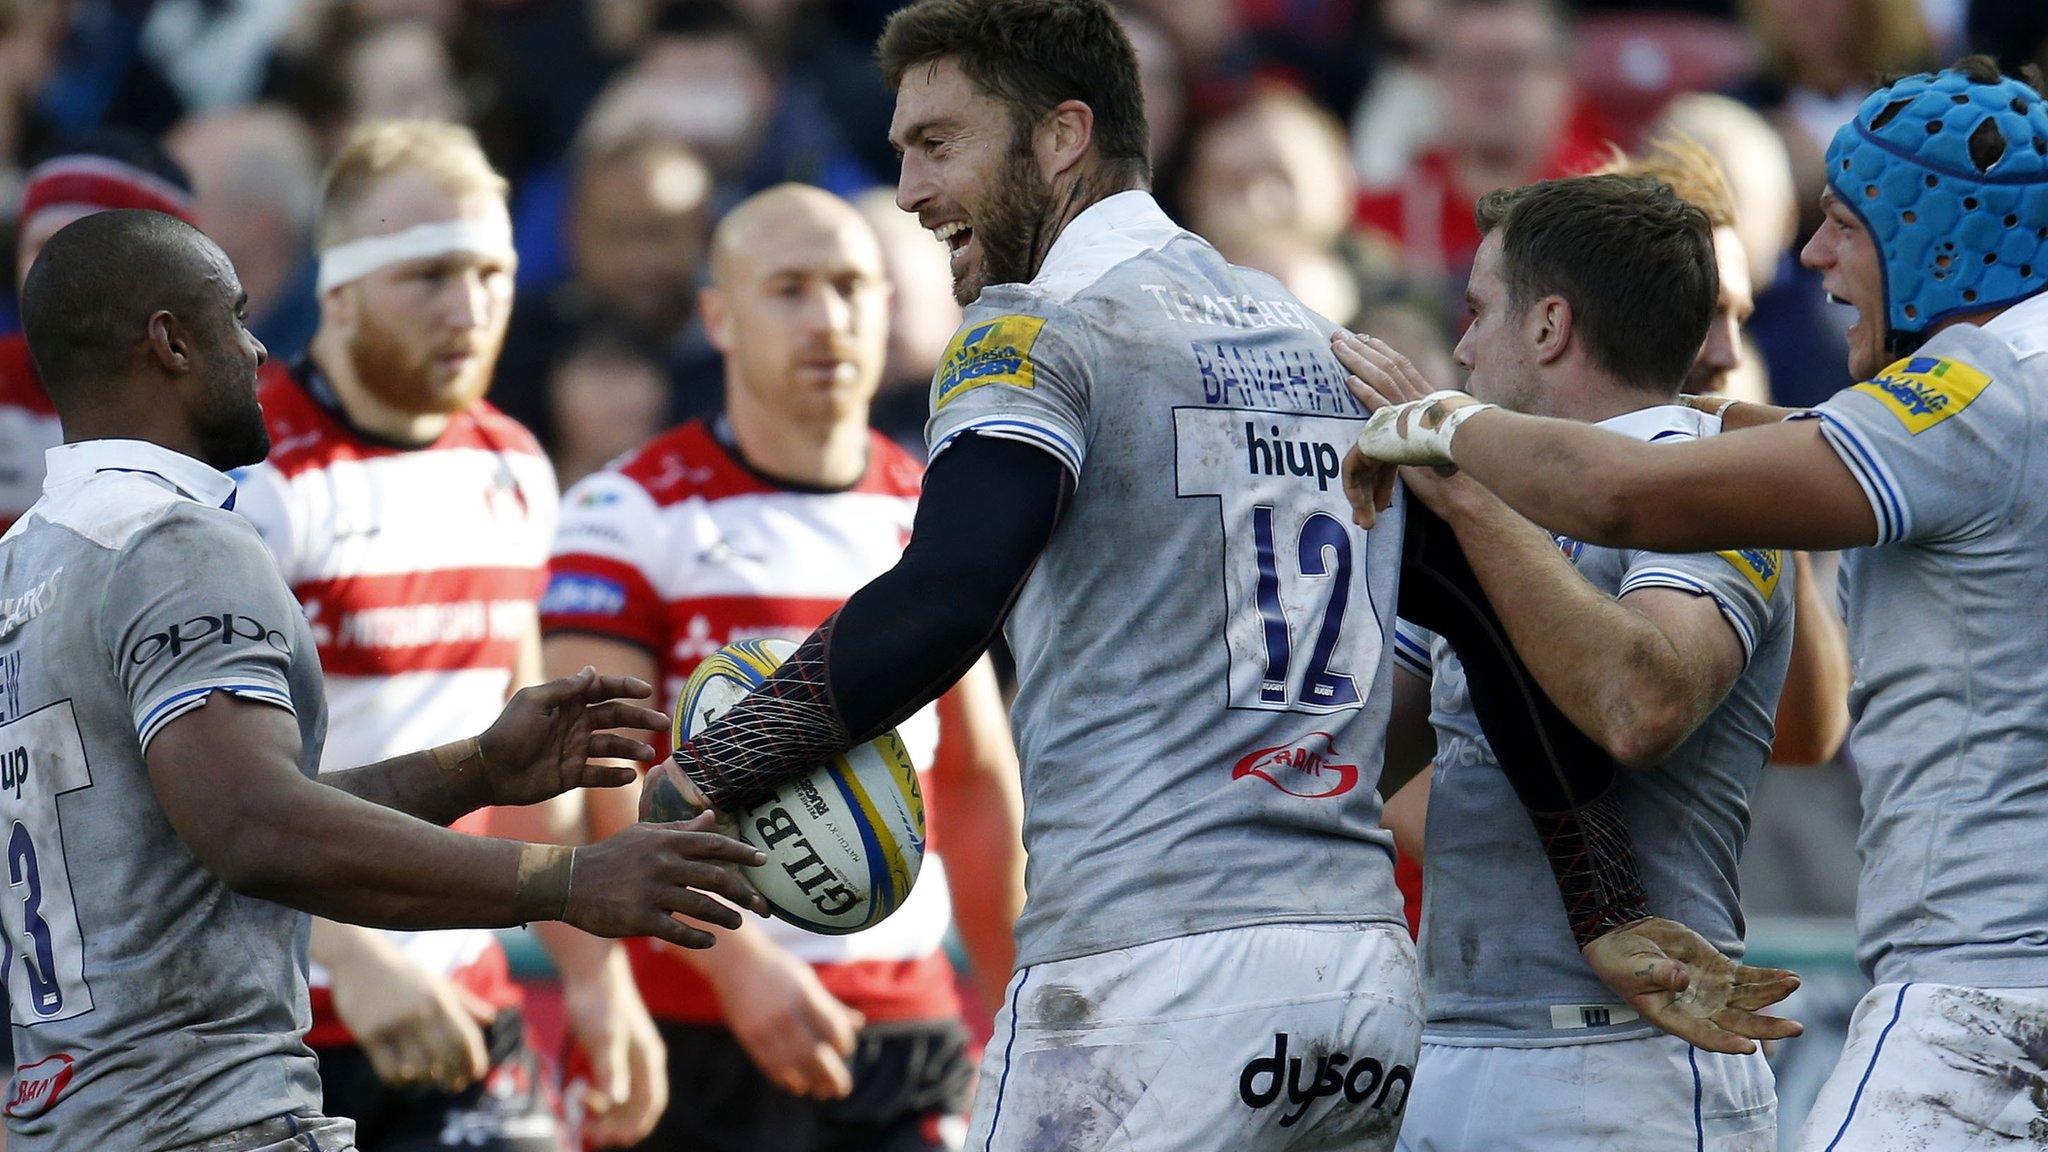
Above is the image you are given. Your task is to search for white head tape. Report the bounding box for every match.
[316,217,517,295]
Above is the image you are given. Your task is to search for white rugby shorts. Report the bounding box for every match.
[963,921,1423,1152]
[1396,1032,1775,1151]
[1795,981,2048,1150]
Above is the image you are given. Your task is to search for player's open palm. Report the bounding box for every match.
[1581,916,1803,1055]
[565,814,770,947]
[478,666,672,807]
[714,944,866,1101]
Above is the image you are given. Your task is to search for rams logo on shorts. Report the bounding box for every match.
[933,314,1046,411]
[1853,355,1990,434]
[1717,548,1783,599]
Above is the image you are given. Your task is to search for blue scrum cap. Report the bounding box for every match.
[1826,63,2048,350]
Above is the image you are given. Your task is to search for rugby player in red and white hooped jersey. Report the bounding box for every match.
[233,120,661,1149]
[0,134,201,533]
[541,184,1026,1152]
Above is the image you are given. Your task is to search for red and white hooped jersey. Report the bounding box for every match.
[542,418,960,1026]
[235,365,558,1047]
[0,333,64,533]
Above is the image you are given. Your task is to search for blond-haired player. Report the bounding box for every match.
[234,121,659,1148]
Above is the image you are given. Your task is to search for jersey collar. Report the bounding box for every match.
[43,439,238,509]
[1977,289,2048,361]
[1594,404,1716,444]
[1030,190,1185,303]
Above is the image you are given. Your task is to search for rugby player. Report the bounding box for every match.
[1373,174,1795,1151]
[232,120,656,1148]
[1,209,766,1151]
[542,184,1024,1151]
[0,134,198,532]
[1341,55,2048,1152]
[641,2,1798,1148]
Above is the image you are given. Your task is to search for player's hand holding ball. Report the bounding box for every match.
[468,666,674,807]
[1581,916,1803,1054]
[561,813,771,949]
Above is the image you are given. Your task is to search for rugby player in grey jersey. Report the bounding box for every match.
[1341,56,2048,1152]
[1372,174,1798,1152]
[645,1,1798,1148]
[0,209,767,1151]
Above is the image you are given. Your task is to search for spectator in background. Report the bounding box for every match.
[1350,0,1447,188]
[1179,85,1356,260]
[1736,0,1934,229]
[497,134,716,441]
[1120,9,1190,178]
[1660,92,1850,409]
[546,328,671,490]
[0,133,197,531]
[576,0,874,208]
[1355,0,1611,316]
[854,189,959,452]
[166,103,323,361]
[0,0,71,222]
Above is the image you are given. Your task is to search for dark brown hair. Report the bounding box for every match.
[1475,174,1717,393]
[878,0,1150,184]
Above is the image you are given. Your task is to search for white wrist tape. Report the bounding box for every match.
[316,218,517,295]
[1353,391,1496,466]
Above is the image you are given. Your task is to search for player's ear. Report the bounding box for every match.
[700,286,734,353]
[1530,295,1572,365]
[1037,99,1095,181]
[146,310,189,374]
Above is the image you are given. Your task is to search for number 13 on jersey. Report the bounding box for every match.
[0,700,95,1024]
[1175,408,1382,715]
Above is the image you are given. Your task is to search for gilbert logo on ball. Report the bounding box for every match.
[673,638,925,935]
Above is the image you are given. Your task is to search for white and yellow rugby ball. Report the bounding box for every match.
[673,638,925,935]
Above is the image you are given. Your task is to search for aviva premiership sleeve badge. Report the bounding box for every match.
[1854,355,1991,434]
[934,314,1047,411]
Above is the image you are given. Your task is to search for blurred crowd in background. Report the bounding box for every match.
[0,2,2039,1143]
[7,0,2048,485]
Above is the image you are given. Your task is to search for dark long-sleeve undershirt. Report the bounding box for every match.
[673,438,1647,944]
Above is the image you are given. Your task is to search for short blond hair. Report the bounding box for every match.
[317,119,507,246]
[1596,133,1738,230]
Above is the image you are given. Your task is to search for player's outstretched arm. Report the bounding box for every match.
[145,692,770,946]
[1332,332,1879,553]
[652,434,1072,815]
[320,667,671,827]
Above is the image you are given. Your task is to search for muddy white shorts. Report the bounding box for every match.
[963,921,1423,1152]
[1396,1032,1775,1151]
[1794,981,2048,1150]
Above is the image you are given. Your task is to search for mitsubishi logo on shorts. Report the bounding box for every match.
[1230,733,1359,799]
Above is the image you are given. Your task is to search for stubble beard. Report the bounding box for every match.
[955,134,1059,306]
[347,306,494,417]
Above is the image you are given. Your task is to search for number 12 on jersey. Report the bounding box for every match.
[1175,408,1382,715]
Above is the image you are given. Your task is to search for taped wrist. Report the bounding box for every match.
[674,618,851,811]
[515,843,575,922]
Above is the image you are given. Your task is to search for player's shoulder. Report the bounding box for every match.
[43,472,260,558]
[858,429,923,498]
[453,397,546,458]
[1831,326,2021,438]
[601,419,761,509]
[255,364,347,477]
